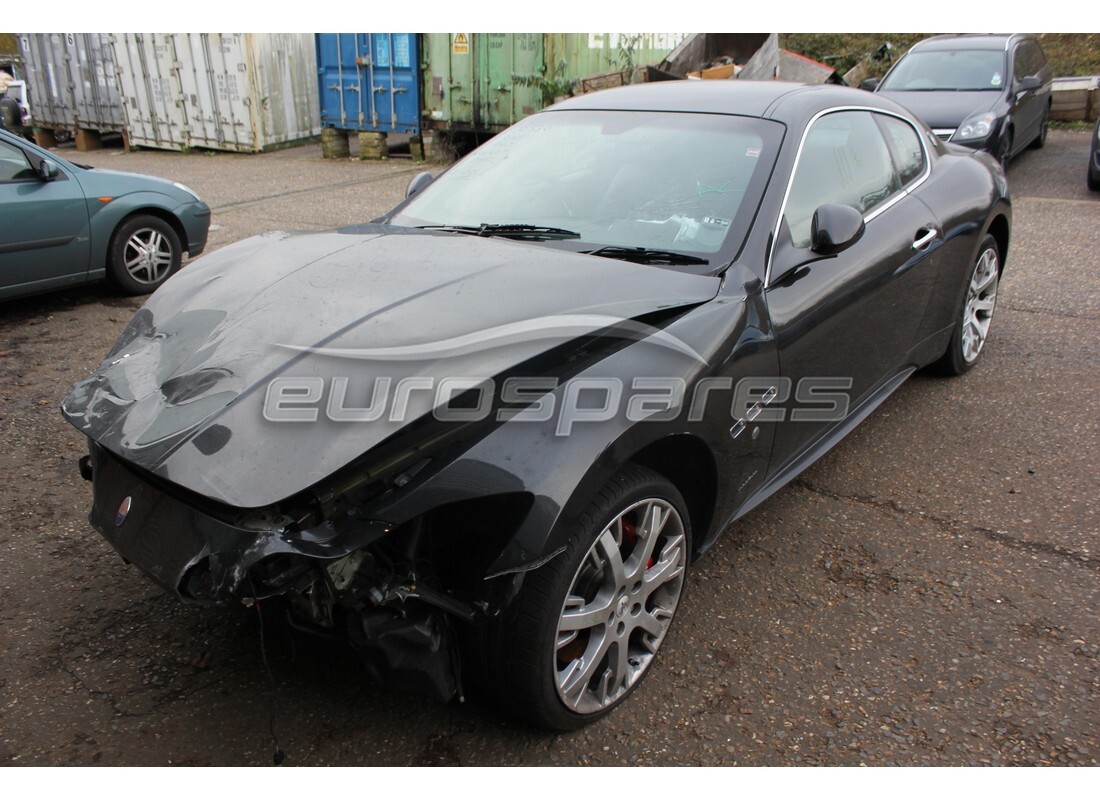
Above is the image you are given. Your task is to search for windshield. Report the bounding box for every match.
[389,109,782,268]
[879,49,1008,92]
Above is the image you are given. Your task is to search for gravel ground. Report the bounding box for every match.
[0,130,1096,767]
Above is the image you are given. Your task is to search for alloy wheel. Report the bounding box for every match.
[123,227,175,285]
[554,498,687,714]
[961,246,999,363]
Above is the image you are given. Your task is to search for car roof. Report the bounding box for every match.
[909,33,1030,52]
[546,81,910,123]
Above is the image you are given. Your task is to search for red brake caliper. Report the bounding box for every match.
[621,518,656,569]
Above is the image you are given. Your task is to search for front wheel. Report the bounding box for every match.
[996,131,1013,171]
[487,464,691,729]
[107,214,182,295]
[933,234,1000,376]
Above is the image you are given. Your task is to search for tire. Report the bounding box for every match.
[933,234,1001,376]
[995,130,1013,171]
[1029,106,1049,150]
[107,214,182,295]
[485,464,691,730]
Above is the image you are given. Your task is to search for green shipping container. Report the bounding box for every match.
[420,33,687,133]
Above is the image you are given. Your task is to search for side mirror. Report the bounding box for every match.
[1016,75,1041,92]
[811,204,865,255]
[859,78,880,92]
[37,159,59,181]
[405,170,434,199]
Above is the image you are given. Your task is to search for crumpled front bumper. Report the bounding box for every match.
[85,442,391,604]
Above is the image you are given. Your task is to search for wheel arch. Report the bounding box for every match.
[112,207,189,256]
[89,194,192,270]
[985,211,1010,271]
[550,429,719,564]
[626,434,718,557]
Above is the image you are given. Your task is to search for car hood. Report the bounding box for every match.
[62,226,721,508]
[876,90,1001,129]
[68,165,195,203]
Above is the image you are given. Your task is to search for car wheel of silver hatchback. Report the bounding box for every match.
[490,464,690,730]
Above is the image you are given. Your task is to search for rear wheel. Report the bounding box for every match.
[107,214,182,295]
[486,464,691,729]
[934,234,1000,376]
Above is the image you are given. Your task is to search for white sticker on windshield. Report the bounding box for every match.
[991,72,1002,87]
[746,146,761,157]
[703,217,731,227]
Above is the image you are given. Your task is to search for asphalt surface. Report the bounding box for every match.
[0,129,1096,766]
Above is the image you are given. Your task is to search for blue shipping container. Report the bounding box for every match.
[316,33,420,134]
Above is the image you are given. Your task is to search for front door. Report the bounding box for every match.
[0,140,90,298]
[764,109,941,474]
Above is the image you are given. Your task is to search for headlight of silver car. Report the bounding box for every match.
[952,112,998,142]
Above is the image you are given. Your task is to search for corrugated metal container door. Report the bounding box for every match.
[421,33,473,130]
[478,33,543,128]
[114,33,189,150]
[316,33,419,133]
[251,34,320,144]
[70,34,125,131]
[173,33,255,150]
[19,33,75,129]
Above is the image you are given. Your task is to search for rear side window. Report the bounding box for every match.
[878,115,925,187]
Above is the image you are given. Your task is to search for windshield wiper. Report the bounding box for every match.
[419,223,581,240]
[583,246,709,266]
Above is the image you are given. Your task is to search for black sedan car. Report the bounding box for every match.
[62,82,1010,730]
[874,33,1052,168]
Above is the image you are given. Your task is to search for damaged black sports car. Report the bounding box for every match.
[63,82,1010,730]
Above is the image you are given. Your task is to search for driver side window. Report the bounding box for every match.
[784,111,901,248]
[0,139,35,183]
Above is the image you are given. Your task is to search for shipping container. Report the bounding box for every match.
[316,33,420,133]
[112,33,320,153]
[18,33,126,135]
[419,32,542,133]
[420,33,687,133]
[315,33,686,140]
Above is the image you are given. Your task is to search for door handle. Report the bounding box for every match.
[912,228,939,250]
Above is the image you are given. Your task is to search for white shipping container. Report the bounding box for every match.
[111,33,320,153]
[19,32,126,133]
